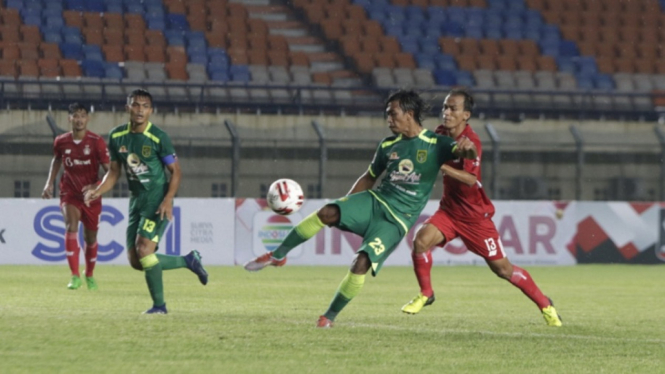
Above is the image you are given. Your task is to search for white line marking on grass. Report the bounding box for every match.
[346,323,665,344]
[290,319,665,344]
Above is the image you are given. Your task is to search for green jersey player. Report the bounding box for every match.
[84,89,208,314]
[244,90,478,327]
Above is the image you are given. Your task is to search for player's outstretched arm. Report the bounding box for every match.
[42,157,62,199]
[453,136,478,160]
[440,164,478,187]
[84,160,121,205]
[346,170,377,195]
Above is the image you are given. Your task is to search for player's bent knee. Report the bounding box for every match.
[317,204,340,226]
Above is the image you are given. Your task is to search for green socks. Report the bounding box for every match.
[140,254,165,307]
[155,254,186,270]
[323,271,366,321]
[273,211,326,259]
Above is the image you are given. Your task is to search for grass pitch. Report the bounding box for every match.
[1,264,663,374]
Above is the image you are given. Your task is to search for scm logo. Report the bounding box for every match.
[31,206,181,262]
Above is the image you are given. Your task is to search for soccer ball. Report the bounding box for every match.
[266,178,304,215]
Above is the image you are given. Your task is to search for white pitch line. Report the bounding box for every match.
[290,319,665,344]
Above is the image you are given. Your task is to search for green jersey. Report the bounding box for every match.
[108,122,176,196]
[368,128,457,227]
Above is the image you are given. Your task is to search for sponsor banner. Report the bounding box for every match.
[2,199,663,265]
[0,198,235,265]
[235,199,578,267]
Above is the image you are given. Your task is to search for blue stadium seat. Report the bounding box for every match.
[454,71,474,86]
[485,25,504,39]
[576,57,598,75]
[5,0,23,10]
[442,21,464,38]
[210,71,229,82]
[83,45,103,61]
[60,42,83,60]
[594,74,614,90]
[44,2,64,12]
[503,25,523,40]
[146,5,166,17]
[42,8,62,20]
[66,0,86,11]
[428,7,446,23]
[106,4,123,13]
[189,51,208,65]
[229,65,250,82]
[81,60,105,78]
[44,16,65,29]
[147,18,166,31]
[167,14,189,31]
[165,30,186,46]
[435,54,457,70]
[576,74,594,90]
[420,40,440,55]
[43,32,63,44]
[368,9,386,23]
[20,7,41,19]
[105,64,124,80]
[125,3,144,14]
[415,54,436,70]
[556,57,576,74]
[464,25,483,39]
[86,0,105,12]
[23,15,42,26]
[434,70,457,86]
[558,41,579,57]
[353,0,372,7]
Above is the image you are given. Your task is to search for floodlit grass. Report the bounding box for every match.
[1,265,663,373]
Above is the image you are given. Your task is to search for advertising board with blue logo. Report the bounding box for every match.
[0,198,235,265]
[1,199,663,265]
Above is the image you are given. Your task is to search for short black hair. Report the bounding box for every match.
[127,88,153,106]
[68,103,88,115]
[385,90,429,125]
[447,88,474,115]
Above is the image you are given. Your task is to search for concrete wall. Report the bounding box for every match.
[0,109,662,200]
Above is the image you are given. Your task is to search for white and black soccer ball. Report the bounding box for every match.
[266,178,304,215]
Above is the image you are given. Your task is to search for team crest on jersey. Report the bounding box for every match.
[416,150,427,163]
[389,152,399,160]
[142,146,151,157]
[65,149,71,154]
[83,145,90,155]
[119,145,128,153]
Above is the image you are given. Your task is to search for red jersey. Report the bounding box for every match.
[52,131,109,201]
[435,123,494,222]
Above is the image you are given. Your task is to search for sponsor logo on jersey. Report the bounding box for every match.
[119,145,128,153]
[416,150,427,163]
[389,152,399,160]
[127,153,149,177]
[142,145,151,157]
[398,159,414,175]
[388,158,422,185]
[64,157,92,167]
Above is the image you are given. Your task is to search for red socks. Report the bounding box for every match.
[65,232,80,276]
[509,265,550,309]
[85,242,98,277]
[412,250,434,298]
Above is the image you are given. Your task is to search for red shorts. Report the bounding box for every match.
[60,195,102,231]
[425,209,505,261]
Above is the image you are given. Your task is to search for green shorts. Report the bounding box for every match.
[331,190,410,276]
[126,187,171,251]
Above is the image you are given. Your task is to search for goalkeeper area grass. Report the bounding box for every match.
[1,264,663,373]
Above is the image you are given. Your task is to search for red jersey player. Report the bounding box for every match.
[401,89,562,327]
[42,103,110,290]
